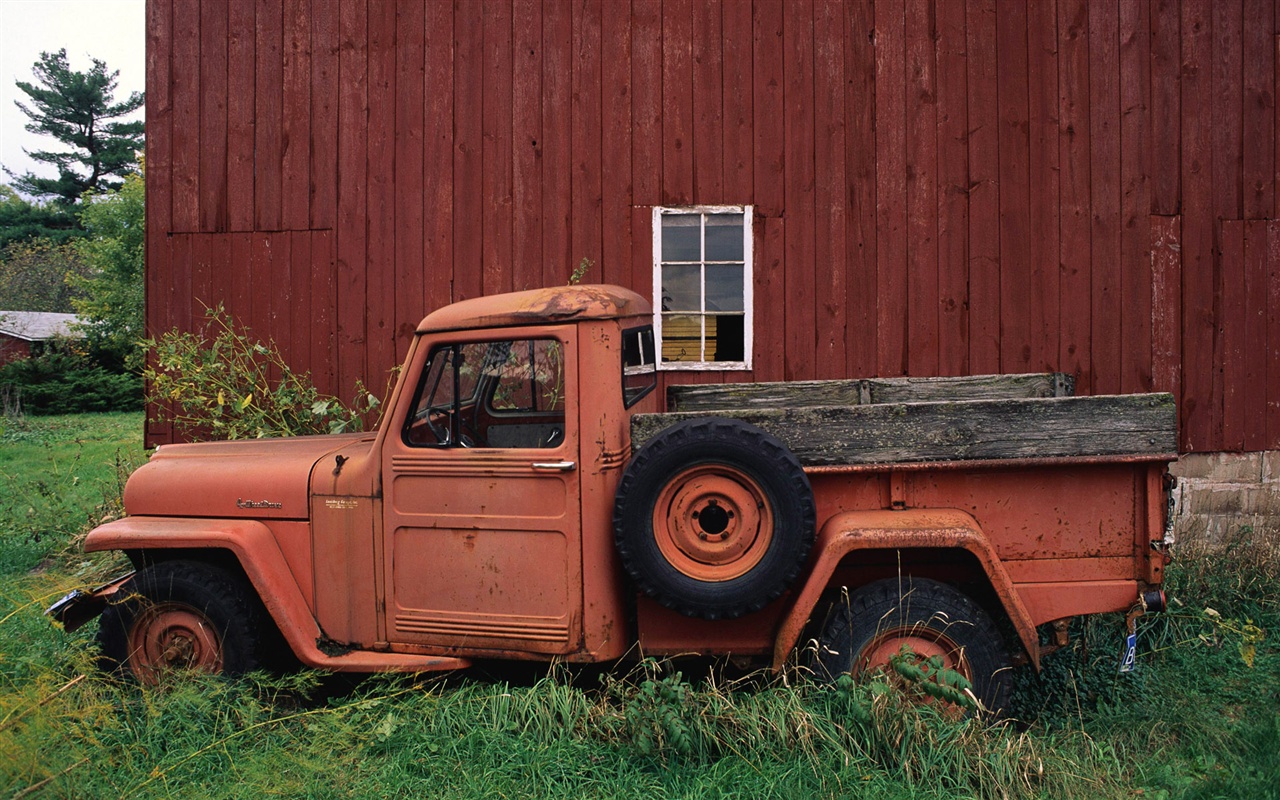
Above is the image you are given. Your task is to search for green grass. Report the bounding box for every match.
[1,412,1277,799]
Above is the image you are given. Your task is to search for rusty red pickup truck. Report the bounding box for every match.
[51,285,1175,711]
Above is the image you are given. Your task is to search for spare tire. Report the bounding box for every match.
[613,418,816,619]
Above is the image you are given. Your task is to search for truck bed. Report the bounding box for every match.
[633,373,1176,467]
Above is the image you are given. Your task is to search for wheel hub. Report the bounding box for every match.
[127,602,223,684]
[653,465,774,581]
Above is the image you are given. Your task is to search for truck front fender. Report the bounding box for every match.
[83,516,324,664]
[773,509,1042,671]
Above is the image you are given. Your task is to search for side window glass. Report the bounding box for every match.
[404,339,567,449]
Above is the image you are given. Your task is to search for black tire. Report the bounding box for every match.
[614,417,816,619]
[812,577,1012,715]
[97,560,263,683]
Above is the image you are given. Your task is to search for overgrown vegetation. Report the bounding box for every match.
[144,305,380,439]
[69,165,145,372]
[0,413,1276,798]
[0,345,141,416]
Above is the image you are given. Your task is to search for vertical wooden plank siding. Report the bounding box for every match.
[171,0,199,232]
[571,0,604,274]
[1180,0,1216,451]
[145,0,174,443]
[751,0,785,381]
[996,0,1031,376]
[784,0,816,381]
[309,0,338,231]
[365,1,396,380]
[227,0,256,232]
[1221,220,1246,450]
[198,0,228,232]
[268,233,293,367]
[280,0,311,231]
[482,0,514,296]
[1149,0,1180,216]
[876,0,908,377]
[453,2,484,301]
[1243,220,1270,450]
[511,0,543,291]
[1119,0,1152,394]
[423,1,454,310]
[146,0,1280,454]
[845,0,877,379]
[1150,215,1182,399]
[1210,2,1244,449]
[721,0,753,202]
[190,231,211,325]
[1057,0,1091,393]
[905,0,938,377]
[1268,221,1280,448]
[541,0,572,289]
[692,0,725,205]
[663,0,695,206]
[1088,0,1121,394]
[1243,0,1275,220]
[395,1,426,350]
[254,0,283,231]
[1027,0,1059,375]
[965,0,999,375]
[813,0,847,379]
[288,230,311,382]
[935,0,968,378]
[310,229,336,395]
[601,4,634,288]
[334,0,368,404]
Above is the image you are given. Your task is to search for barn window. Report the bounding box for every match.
[652,206,753,370]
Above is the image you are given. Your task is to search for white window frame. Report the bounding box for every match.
[651,205,754,371]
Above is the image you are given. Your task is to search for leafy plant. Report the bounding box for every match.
[70,163,145,371]
[0,343,141,415]
[143,305,380,439]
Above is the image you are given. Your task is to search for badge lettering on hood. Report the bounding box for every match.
[236,498,283,510]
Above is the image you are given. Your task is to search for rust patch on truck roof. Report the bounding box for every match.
[417,285,651,333]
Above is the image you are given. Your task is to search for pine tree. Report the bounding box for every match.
[6,49,144,205]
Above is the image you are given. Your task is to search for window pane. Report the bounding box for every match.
[622,326,657,407]
[705,214,744,261]
[406,339,566,448]
[661,264,701,312]
[705,264,744,312]
[661,314,703,362]
[709,315,745,362]
[661,214,701,261]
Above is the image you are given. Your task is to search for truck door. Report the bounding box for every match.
[381,331,582,655]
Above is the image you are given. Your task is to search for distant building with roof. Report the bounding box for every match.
[0,311,83,366]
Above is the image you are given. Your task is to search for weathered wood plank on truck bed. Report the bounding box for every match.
[667,372,1075,412]
[633,393,1175,466]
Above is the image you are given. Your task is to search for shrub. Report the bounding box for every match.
[0,345,141,415]
[143,306,380,440]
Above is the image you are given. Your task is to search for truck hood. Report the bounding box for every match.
[123,433,372,519]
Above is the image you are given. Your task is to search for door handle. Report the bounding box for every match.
[532,461,576,472]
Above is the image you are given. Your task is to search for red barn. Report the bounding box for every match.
[145,0,1279,464]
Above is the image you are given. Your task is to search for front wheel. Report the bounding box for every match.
[812,577,1012,715]
[97,560,263,684]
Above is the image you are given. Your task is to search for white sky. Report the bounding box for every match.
[0,0,145,194]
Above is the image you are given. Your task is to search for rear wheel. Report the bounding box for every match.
[97,560,262,684]
[812,577,1012,715]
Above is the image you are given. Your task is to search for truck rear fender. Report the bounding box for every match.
[83,517,325,666]
[773,509,1042,671]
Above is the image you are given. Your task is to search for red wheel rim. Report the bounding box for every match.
[855,625,974,712]
[652,464,774,581]
[127,601,223,684]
